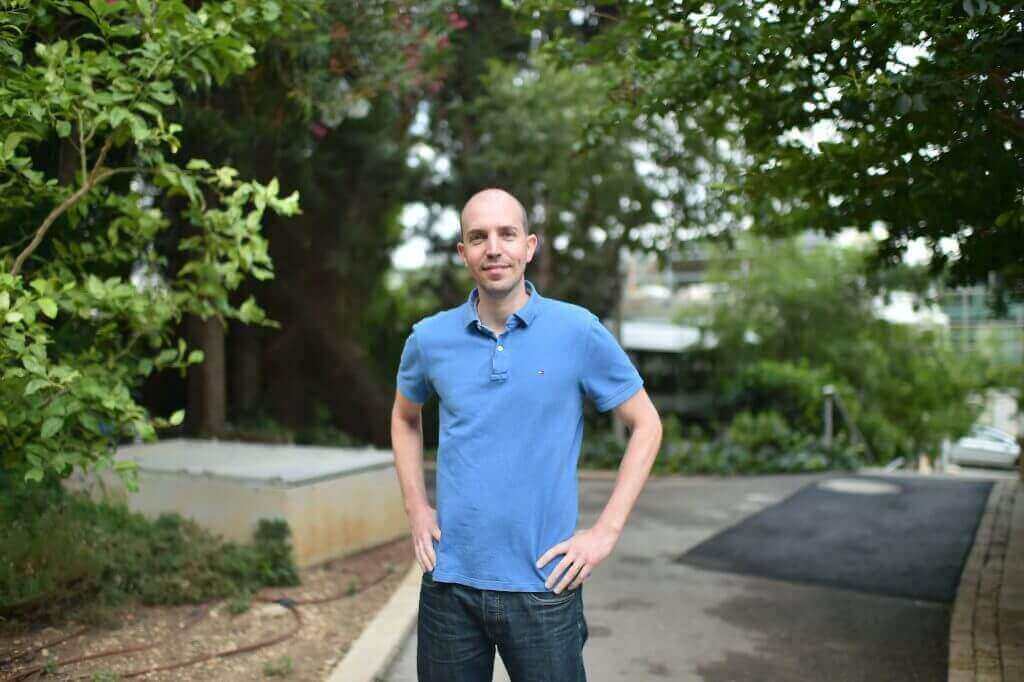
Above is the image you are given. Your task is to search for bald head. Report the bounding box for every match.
[459,188,529,241]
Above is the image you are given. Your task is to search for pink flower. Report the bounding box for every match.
[447,12,469,30]
[310,121,328,139]
[437,34,450,49]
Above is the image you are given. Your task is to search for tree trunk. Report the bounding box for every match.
[229,319,262,420]
[186,314,226,437]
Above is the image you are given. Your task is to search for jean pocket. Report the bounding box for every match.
[421,571,444,589]
[526,587,578,606]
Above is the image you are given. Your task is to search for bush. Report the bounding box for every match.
[0,481,299,627]
[580,410,866,476]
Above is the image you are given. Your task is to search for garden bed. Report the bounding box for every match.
[1,537,412,681]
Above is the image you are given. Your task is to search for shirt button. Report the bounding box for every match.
[496,345,504,351]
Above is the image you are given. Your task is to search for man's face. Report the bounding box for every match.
[457,195,537,298]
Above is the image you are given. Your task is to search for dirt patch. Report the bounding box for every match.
[1,536,413,681]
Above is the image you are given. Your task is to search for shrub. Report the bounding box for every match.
[0,481,299,627]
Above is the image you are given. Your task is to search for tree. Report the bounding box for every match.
[695,235,991,461]
[156,0,463,444]
[408,1,735,320]
[517,1,1024,302]
[0,0,303,484]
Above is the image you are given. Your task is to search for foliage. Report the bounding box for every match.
[517,0,1024,301]
[0,1,306,485]
[721,360,844,434]
[697,235,991,461]
[0,477,298,625]
[406,2,736,323]
[168,0,463,444]
[581,413,865,475]
[225,403,364,447]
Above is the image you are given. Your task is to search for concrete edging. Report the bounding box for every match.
[326,561,421,682]
[948,478,1021,681]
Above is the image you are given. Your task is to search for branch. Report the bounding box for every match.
[10,137,114,277]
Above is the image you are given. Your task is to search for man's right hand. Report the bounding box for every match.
[409,504,442,572]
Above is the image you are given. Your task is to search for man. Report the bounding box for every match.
[391,188,663,681]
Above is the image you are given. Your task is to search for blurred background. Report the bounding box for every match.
[1,0,1022,644]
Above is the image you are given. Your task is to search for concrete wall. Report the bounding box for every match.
[65,450,409,568]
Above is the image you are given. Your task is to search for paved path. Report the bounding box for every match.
[384,470,1008,681]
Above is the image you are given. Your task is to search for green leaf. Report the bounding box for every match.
[86,276,105,299]
[187,349,204,363]
[0,291,9,310]
[4,132,29,160]
[24,468,44,483]
[5,311,23,323]
[41,416,64,438]
[38,297,58,318]
[25,378,49,396]
[169,409,184,425]
[149,88,177,105]
[130,114,150,142]
[109,107,131,128]
[56,120,72,138]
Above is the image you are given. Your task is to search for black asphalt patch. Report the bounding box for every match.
[675,474,992,603]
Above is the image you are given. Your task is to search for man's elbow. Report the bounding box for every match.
[391,403,421,434]
[644,405,663,460]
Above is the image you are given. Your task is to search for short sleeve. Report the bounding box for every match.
[396,329,433,404]
[580,315,644,412]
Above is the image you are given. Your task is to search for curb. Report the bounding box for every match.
[326,562,421,682]
[947,478,1021,681]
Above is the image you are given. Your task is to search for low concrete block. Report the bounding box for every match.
[64,438,408,567]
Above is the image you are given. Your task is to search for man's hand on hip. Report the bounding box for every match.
[409,504,441,572]
[535,523,620,593]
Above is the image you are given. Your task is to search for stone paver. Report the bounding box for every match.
[947,477,1023,682]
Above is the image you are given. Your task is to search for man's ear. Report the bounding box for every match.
[526,233,539,262]
[456,240,466,264]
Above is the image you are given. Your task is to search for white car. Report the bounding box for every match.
[948,425,1021,469]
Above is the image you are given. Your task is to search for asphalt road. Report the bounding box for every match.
[384,468,1002,681]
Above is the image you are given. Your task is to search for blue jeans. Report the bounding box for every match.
[417,572,589,681]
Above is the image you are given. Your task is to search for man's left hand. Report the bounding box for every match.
[535,523,620,593]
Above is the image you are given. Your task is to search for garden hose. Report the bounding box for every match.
[6,564,397,680]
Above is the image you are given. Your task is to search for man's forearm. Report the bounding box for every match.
[391,412,430,514]
[593,419,662,535]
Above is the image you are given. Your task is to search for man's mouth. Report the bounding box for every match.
[483,265,510,271]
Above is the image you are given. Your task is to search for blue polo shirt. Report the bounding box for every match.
[396,279,643,591]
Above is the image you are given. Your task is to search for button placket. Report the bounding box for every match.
[490,333,509,381]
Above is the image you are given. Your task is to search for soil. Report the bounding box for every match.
[0,536,413,681]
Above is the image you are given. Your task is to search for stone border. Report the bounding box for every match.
[999,481,1023,681]
[326,561,421,682]
[948,479,1021,681]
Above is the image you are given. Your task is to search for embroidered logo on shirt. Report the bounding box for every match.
[537,369,545,375]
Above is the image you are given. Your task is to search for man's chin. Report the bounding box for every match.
[477,273,522,298]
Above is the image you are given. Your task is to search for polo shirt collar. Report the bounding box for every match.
[463,279,542,329]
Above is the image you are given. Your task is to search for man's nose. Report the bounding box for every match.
[485,233,502,254]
